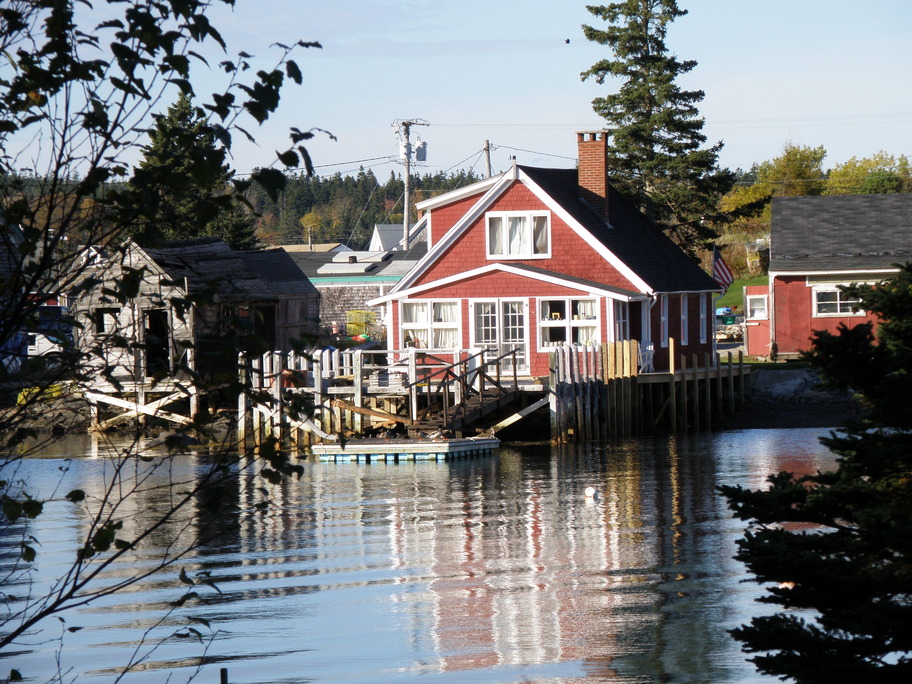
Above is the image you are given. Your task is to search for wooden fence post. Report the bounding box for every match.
[704,352,712,431]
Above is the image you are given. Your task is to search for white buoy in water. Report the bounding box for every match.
[584,486,598,499]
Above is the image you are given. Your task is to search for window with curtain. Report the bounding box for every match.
[401,300,459,349]
[432,302,459,348]
[486,211,550,259]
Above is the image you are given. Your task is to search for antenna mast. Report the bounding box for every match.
[394,119,428,250]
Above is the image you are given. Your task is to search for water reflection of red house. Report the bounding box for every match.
[423,469,642,675]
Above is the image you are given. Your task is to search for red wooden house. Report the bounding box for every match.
[368,132,721,377]
[744,194,912,359]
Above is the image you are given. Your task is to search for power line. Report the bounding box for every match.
[495,145,577,161]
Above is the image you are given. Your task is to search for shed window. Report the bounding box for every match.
[813,289,863,317]
[486,212,550,259]
[747,295,768,320]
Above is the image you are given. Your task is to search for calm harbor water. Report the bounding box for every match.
[1,428,838,683]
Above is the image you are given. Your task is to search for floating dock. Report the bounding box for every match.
[311,436,501,463]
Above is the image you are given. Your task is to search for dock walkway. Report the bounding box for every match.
[237,340,749,447]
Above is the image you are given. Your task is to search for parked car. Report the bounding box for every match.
[0,330,73,375]
[26,331,68,361]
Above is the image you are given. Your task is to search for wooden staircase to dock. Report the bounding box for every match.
[409,348,523,435]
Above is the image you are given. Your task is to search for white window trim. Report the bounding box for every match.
[811,287,865,318]
[699,293,708,344]
[468,297,529,373]
[680,294,689,346]
[746,294,769,321]
[660,295,669,348]
[400,299,462,349]
[613,300,630,342]
[485,211,551,260]
[536,297,601,350]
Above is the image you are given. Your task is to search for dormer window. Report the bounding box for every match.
[486,211,550,259]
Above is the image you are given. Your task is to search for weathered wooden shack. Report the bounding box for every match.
[68,238,319,425]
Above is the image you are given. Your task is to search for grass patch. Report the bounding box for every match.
[716,274,768,310]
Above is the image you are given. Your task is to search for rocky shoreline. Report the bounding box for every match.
[717,367,862,431]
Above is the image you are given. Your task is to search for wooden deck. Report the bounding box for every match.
[77,340,749,446]
[237,340,750,448]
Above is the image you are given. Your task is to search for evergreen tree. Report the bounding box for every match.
[130,94,258,249]
[721,265,912,683]
[581,0,733,257]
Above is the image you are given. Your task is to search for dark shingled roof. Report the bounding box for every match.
[519,166,719,293]
[238,248,319,296]
[770,194,912,272]
[143,237,276,301]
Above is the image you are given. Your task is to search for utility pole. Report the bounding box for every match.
[394,119,428,250]
[483,139,493,178]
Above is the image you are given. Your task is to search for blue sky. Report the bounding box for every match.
[123,1,912,178]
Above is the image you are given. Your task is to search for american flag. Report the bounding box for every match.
[712,246,734,292]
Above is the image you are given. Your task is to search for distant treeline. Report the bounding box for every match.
[245,168,482,249]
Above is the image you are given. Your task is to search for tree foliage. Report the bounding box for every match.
[825,151,912,196]
[721,265,912,683]
[1,0,323,675]
[129,94,258,249]
[580,0,733,257]
[245,168,481,248]
[756,143,827,197]
[719,143,826,237]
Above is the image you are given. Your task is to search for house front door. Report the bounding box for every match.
[472,299,528,374]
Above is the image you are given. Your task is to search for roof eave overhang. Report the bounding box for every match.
[415,175,504,211]
[367,262,646,306]
[769,266,901,278]
[385,171,519,294]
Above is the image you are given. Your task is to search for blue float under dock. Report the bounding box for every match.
[311,436,501,463]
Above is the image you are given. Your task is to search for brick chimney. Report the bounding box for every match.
[577,131,610,219]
